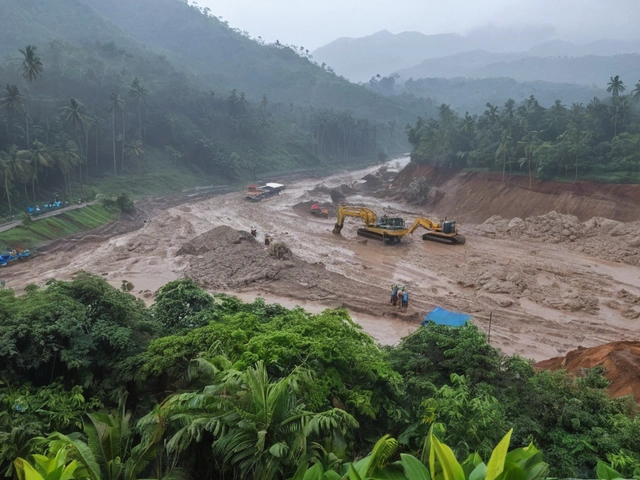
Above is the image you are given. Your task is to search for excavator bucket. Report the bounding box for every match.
[332,223,343,235]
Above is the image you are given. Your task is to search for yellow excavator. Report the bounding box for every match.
[332,205,466,244]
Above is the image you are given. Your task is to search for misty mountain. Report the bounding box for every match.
[470,54,640,86]
[394,50,640,87]
[314,27,640,84]
[312,26,556,82]
[0,0,427,127]
[74,0,427,124]
[393,51,526,79]
[398,77,606,115]
[312,30,468,83]
[527,38,640,57]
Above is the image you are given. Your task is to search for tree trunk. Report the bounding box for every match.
[121,111,125,173]
[112,110,117,175]
[85,130,89,181]
[575,155,578,182]
[138,98,142,143]
[4,175,11,216]
[95,127,99,170]
[25,115,30,148]
[502,153,506,184]
[528,157,532,189]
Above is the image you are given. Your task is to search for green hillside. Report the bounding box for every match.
[0,0,429,219]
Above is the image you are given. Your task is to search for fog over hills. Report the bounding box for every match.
[313,28,640,84]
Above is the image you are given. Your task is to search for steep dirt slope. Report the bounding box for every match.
[395,165,640,223]
[535,342,640,402]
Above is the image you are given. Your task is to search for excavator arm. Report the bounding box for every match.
[407,217,466,244]
[332,206,378,235]
[407,217,440,234]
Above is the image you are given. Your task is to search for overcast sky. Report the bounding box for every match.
[196,0,640,50]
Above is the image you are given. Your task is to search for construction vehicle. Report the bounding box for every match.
[244,183,285,202]
[310,204,329,218]
[332,206,465,244]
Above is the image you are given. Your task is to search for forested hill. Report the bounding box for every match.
[0,0,432,218]
[0,0,424,124]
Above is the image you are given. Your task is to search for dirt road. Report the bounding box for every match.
[3,157,640,361]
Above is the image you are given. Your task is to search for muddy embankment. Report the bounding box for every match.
[395,164,640,223]
[535,342,640,402]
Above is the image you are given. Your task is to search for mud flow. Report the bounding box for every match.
[3,156,640,364]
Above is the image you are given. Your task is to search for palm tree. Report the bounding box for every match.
[128,78,149,142]
[108,92,124,175]
[495,132,514,184]
[91,115,105,170]
[52,139,80,194]
[124,140,144,176]
[0,150,15,216]
[0,84,27,145]
[607,75,626,102]
[27,412,167,480]
[633,81,640,101]
[60,98,88,182]
[19,45,43,86]
[518,131,539,189]
[19,46,42,149]
[17,140,53,202]
[151,360,357,480]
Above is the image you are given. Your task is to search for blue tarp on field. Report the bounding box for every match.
[421,307,472,327]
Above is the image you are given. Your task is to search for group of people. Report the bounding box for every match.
[391,284,409,309]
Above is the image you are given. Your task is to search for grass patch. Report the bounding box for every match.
[91,148,216,199]
[0,205,117,249]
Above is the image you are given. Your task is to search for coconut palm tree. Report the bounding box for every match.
[150,360,357,480]
[108,92,124,175]
[60,98,88,181]
[518,130,539,189]
[607,75,626,102]
[0,84,27,144]
[0,150,15,216]
[17,140,53,202]
[124,139,144,176]
[128,78,149,142]
[52,139,80,194]
[495,132,514,184]
[19,46,42,149]
[632,80,640,101]
[19,45,43,86]
[91,114,105,170]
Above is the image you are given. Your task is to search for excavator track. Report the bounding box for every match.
[357,229,402,243]
[422,233,466,245]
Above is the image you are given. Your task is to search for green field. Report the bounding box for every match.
[0,205,117,250]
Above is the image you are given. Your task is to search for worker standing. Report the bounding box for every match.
[390,284,398,306]
[402,288,409,309]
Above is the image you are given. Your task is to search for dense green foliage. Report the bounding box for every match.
[406,80,640,183]
[0,276,638,479]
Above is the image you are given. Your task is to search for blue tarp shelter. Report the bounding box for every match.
[421,307,472,327]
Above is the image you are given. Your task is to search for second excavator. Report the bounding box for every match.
[332,205,466,244]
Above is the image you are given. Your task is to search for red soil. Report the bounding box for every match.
[394,165,640,223]
[535,342,640,402]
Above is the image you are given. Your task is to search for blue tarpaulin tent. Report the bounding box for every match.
[421,307,472,327]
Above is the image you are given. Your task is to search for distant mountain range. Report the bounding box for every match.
[395,51,640,87]
[313,29,640,85]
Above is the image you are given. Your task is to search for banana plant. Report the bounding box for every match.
[14,448,88,480]
[289,429,548,480]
